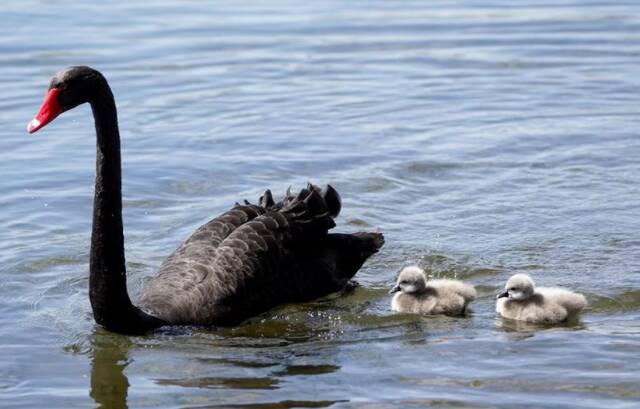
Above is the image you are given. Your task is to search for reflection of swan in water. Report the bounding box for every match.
[87,325,346,407]
[495,315,586,335]
[89,332,131,408]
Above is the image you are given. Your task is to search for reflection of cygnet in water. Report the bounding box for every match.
[390,266,477,316]
[496,274,586,324]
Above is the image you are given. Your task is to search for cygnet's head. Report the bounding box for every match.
[497,274,535,301]
[389,266,427,294]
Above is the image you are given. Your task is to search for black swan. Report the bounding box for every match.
[27,66,384,335]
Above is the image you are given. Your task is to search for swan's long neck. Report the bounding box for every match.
[88,84,163,334]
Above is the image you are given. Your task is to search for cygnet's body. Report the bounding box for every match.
[390,266,476,316]
[496,274,586,324]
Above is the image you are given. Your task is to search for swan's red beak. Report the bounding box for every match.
[27,88,62,134]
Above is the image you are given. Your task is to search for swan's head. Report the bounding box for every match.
[497,274,535,301]
[389,266,427,295]
[27,66,108,134]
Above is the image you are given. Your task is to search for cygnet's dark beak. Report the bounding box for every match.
[389,285,401,294]
[496,290,509,299]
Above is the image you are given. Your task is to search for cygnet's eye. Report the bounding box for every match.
[400,280,408,285]
[509,287,517,291]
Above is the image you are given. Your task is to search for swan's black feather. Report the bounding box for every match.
[322,185,341,218]
[258,189,274,208]
[138,185,383,325]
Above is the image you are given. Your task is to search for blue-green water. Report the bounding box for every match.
[1,1,639,408]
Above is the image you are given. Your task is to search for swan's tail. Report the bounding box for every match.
[327,232,385,279]
[288,231,385,300]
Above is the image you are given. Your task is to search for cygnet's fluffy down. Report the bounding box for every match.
[496,274,587,324]
[390,266,477,316]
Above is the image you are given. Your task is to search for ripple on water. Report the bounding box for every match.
[156,376,279,390]
[183,400,348,409]
[588,289,640,314]
[3,0,640,408]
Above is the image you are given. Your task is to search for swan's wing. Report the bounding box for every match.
[262,183,341,217]
[188,188,338,324]
[139,185,382,326]
[138,204,266,318]
[232,231,384,313]
[162,204,267,263]
[429,279,477,302]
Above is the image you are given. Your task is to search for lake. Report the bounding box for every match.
[1,0,639,408]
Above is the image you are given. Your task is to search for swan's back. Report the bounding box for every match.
[429,279,477,303]
[139,185,383,325]
[536,287,587,316]
[428,279,476,315]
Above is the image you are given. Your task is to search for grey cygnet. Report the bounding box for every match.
[496,274,586,324]
[390,266,477,316]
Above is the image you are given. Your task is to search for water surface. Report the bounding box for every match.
[1,1,639,408]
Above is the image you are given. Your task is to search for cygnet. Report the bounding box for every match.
[390,266,477,316]
[496,274,586,323]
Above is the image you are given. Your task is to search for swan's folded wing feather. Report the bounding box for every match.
[144,209,309,325]
[208,224,385,325]
[208,207,328,324]
[139,187,336,324]
[139,186,383,326]
[138,204,266,319]
[164,204,266,259]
